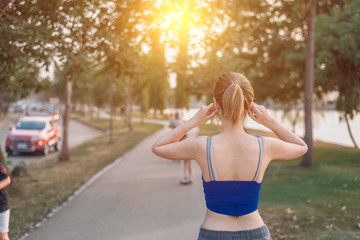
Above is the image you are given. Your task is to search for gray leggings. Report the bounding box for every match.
[198,224,272,240]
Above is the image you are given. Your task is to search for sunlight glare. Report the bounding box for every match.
[159,3,192,31]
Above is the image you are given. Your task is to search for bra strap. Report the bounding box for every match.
[206,137,215,181]
[209,138,219,180]
[253,137,264,181]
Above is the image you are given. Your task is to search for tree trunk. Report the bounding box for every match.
[301,0,316,168]
[344,113,358,149]
[0,94,3,120]
[123,76,133,131]
[140,107,144,124]
[81,103,85,116]
[109,74,114,144]
[58,76,73,162]
[127,103,133,131]
[292,109,300,133]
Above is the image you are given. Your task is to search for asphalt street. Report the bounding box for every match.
[24,125,205,240]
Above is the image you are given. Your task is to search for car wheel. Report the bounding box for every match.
[42,144,49,155]
[6,149,12,156]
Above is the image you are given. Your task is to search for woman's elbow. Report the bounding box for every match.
[300,144,308,156]
[4,177,11,188]
[152,144,160,156]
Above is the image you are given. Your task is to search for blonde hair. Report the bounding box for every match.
[213,72,254,125]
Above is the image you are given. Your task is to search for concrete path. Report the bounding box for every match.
[24,125,205,240]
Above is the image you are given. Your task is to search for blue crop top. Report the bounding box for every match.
[202,136,264,217]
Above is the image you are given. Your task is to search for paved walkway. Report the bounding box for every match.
[24,125,205,240]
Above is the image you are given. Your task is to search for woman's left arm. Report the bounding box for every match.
[152,103,217,161]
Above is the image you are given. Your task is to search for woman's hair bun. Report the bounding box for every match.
[213,72,254,125]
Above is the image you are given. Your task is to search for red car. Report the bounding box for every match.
[6,116,61,155]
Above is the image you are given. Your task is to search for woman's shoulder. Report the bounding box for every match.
[188,135,212,149]
[257,135,276,148]
[192,135,208,144]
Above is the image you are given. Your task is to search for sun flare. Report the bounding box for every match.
[158,3,192,31]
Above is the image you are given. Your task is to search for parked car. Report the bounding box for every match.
[35,103,44,112]
[13,101,25,113]
[5,116,61,155]
[27,102,37,111]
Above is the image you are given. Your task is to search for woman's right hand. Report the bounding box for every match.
[248,102,274,127]
[190,103,218,127]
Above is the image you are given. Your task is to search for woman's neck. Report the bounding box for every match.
[220,118,247,135]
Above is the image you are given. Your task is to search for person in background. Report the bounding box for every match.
[153,72,307,239]
[168,109,192,184]
[0,164,11,240]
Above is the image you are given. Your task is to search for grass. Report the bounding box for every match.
[8,116,162,239]
[71,112,111,130]
[81,109,170,122]
[131,111,170,121]
[199,124,360,240]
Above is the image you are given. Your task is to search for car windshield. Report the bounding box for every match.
[16,121,46,130]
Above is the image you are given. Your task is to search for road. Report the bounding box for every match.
[23,125,204,240]
[0,114,104,169]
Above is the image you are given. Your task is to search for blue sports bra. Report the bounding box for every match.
[202,136,264,217]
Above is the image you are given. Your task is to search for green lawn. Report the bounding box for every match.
[199,124,360,240]
[8,116,162,239]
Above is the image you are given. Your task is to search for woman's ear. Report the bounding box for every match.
[213,97,222,117]
[213,97,218,110]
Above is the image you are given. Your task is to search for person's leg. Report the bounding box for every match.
[184,160,192,183]
[183,160,188,180]
[0,210,9,240]
[188,160,192,180]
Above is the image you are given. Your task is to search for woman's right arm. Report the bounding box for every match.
[0,176,11,190]
[248,103,308,160]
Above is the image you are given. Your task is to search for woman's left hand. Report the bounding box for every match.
[190,103,218,127]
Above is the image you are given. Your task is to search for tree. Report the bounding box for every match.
[191,0,351,167]
[0,0,56,167]
[0,0,54,105]
[51,0,105,161]
[146,29,168,117]
[55,56,85,161]
[315,0,360,149]
[301,0,317,168]
[167,0,215,108]
[93,0,151,131]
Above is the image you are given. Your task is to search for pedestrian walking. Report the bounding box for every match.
[169,109,192,184]
[153,72,308,239]
[0,164,11,240]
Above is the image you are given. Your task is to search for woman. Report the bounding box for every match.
[152,72,308,239]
